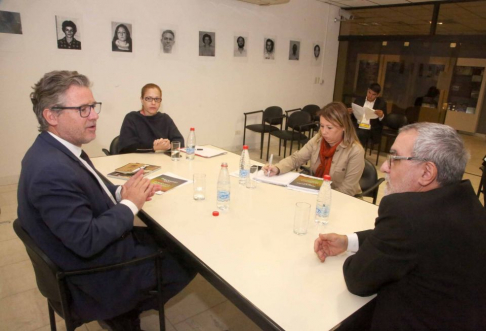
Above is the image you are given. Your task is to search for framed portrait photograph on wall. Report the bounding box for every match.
[56,16,81,50]
[112,22,133,52]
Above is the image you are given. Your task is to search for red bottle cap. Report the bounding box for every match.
[212,211,219,216]
[324,175,331,181]
[243,145,248,150]
[190,128,195,131]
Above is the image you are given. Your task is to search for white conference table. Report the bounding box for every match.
[92,146,378,331]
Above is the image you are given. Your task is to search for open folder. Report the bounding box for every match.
[253,171,323,194]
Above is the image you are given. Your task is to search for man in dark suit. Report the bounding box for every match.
[18,71,195,330]
[349,83,387,147]
[314,122,486,330]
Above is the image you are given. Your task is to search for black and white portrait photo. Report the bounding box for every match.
[199,31,215,57]
[112,22,132,52]
[234,35,247,57]
[56,16,81,50]
[264,37,275,60]
[161,29,175,54]
[289,40,300,61]
[0,10,22,35]
[313,42,322,65]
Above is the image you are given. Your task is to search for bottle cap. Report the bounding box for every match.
[221,162,228,167]
[212,211,219,216]
[190,128,195,131]
[243,145,248,150]
[323,175,331,181]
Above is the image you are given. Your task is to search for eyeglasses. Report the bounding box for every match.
[51,102,102,118]
[144,97,162,103]
[387,154,427,168]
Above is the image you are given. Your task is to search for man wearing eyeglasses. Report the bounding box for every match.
[314,122,486,329]
[18,71,195,330]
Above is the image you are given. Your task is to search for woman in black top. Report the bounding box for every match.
[118,83,184,153]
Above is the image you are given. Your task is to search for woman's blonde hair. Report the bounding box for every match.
[317,102,360,147]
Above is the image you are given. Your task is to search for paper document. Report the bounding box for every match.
[181,146,227,158]
[254,170,300,187]
[148,172,191,195]
[352,103,378,122]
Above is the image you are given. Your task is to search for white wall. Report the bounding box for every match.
[0,0,340,184]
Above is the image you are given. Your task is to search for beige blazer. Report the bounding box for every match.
[274,133,365,196]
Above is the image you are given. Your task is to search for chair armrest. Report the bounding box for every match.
[243,110,263,117]
[102,148,111,156]
[355,178,385,198]
[285,108,301,117]
[60,250,165,279]
[296,122,317,131]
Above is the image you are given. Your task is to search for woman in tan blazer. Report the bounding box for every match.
[263,102,365,196]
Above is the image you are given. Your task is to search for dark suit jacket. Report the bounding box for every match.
[352,96,387,136]
[17,132,157,320]
[343,180,486,330]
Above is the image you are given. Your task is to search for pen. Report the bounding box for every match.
[267,154,273,177]
[197,148,203,150]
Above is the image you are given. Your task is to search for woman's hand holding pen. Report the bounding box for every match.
[262,164,279,177]
[153,138,170,151]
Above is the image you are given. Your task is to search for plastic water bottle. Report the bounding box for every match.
[217,162,230,211]
[315,175,332,224]
[186,127,196,160]
[239,145,250,185]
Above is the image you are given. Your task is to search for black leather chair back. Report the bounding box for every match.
[385,113,408,131]
[287,111,311,131]
[356,159,385,204]
[302,104,320,121]
[264,106,284,126]
[13,219,64,305]
[109,136,120,155]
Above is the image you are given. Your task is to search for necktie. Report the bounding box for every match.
[79,150,117,206]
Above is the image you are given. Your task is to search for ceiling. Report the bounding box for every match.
[330,0,486,36]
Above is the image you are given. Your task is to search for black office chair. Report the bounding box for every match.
[375,113,408,165]
[354,159,385,205]
[267,111,314,160]
[302,104,321,121]
[102,136,120,156]
[243,107,284,159]
[13,219,166,331]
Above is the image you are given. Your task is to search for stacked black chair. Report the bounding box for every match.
[375,113,408,165]
[267,111,314,160]
[354,159,385,205]
[13,219,166,331]
[102,135,120,156]
[243,106,284,159]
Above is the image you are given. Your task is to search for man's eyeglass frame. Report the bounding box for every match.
[51,102,102,118]
[387,154,428,168]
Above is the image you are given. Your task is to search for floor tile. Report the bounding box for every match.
[0,238,29,267]
[173,301,261,331]
[0,204,17,223]
[0,288,53,331]
[0,260,37,299]
[139,310,176,331]
[0,221,16,242]
[0,184,18,194]
[34,321,88,331]
[165,274,227,325]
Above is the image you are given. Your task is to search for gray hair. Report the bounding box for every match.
[30,70,90,132]
[399,122,469,186]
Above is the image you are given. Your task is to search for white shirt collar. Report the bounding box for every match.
[47,131,82,158]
